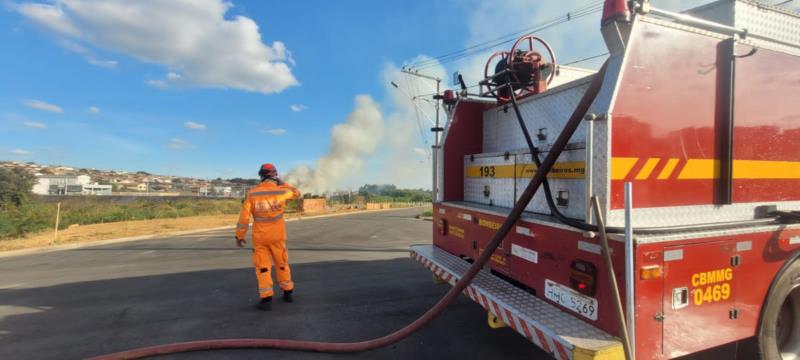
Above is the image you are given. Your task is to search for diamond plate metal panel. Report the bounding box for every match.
[410,244,621,352]
[516,150,587,220]
[606,200,800,228]
[590,53,626,226]
[464,153,516,208]
[483,80,591,154]
[734,0,800,55]
[684,0,800,56]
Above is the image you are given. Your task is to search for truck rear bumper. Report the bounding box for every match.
[410,244,623,360]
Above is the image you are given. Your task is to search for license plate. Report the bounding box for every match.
[544,279,598,321]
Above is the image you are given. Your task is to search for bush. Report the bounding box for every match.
[0,168,35,209]
[0,197,245,239]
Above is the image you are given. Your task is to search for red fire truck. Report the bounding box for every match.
[410,0,800,359]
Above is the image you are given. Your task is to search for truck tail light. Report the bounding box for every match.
[438,218,448,236]
[570,260,597,296]
[602,0,630,25]
[640,265,662,280]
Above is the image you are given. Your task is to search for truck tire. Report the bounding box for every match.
[758,259,800,360]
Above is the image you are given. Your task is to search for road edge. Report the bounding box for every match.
[0,207,425,259]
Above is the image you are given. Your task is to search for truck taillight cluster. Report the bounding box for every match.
[570,260,597,296]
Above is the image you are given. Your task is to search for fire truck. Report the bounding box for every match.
[410,0,800,359]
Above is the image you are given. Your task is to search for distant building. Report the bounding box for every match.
[82,183,112,196]
[32,175,100,195]
[137,183,148,191]
[213,186,233,197]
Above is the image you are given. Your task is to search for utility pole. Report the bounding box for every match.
[399,68,443,203]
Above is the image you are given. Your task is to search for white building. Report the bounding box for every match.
[31,175,110,195]
[213,186,233,197]
[82,183,112,196]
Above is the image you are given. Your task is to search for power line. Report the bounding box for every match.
[406,1,603,70]
[412,9,601,71]
[407,51,608,99]
[408,0,601,68]
[562,52,608,66]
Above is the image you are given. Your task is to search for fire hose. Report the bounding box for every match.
[88,62,608,360]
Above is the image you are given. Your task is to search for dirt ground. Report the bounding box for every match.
[0,206,422,252]
[0,214,242,252]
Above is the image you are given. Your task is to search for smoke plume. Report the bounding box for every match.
[285,95,384,194]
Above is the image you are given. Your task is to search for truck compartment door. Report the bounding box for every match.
[662,241,737,358]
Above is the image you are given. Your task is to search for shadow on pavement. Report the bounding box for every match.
[0,258,545,360]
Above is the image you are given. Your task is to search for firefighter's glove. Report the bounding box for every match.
[235,237,246,248]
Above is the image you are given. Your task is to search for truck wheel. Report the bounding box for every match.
[759,260,800,360]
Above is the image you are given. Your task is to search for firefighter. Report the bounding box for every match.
[235,163,301,311]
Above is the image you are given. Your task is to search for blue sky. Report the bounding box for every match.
[3,0,789,191]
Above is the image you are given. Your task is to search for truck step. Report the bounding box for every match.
[410,244,623,360]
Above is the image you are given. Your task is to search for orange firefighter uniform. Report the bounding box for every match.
[235,180,301,299]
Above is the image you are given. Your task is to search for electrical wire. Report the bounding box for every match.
[408,0,602,68]
[562,52,609,66]
[409,1,603,70]
[410,51,607,99]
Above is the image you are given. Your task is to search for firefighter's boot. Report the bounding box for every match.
[256,297,272,311]
[282,290,293,303]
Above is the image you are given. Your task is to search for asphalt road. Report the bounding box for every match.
[0,208,545,360]
[0,208,747,360]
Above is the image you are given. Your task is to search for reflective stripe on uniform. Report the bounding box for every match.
[259,287,274,295]
[254,214,283,222]
[250,190,289,196]
[236,224,249,229]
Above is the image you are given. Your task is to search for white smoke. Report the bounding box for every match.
[377,55,447,187]
[285,95,384,194]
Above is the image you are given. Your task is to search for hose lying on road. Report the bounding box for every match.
[88,63,608,360]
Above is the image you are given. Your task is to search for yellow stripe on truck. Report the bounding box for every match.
[635,158,660,180]
[517,161,585,179]
[465,162,586,179]
[657,158,680,179]
[468,157,800,181]
[677,159,800,180]
[676,159,719,180]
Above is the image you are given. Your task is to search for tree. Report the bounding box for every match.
[0,168,35,209]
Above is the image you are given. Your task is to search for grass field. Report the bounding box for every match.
[0,214,241,251]
[0,197,267,240]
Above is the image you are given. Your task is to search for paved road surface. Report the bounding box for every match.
[0,208,743,359]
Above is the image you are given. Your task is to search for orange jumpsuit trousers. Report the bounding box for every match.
[235,180,301,299]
